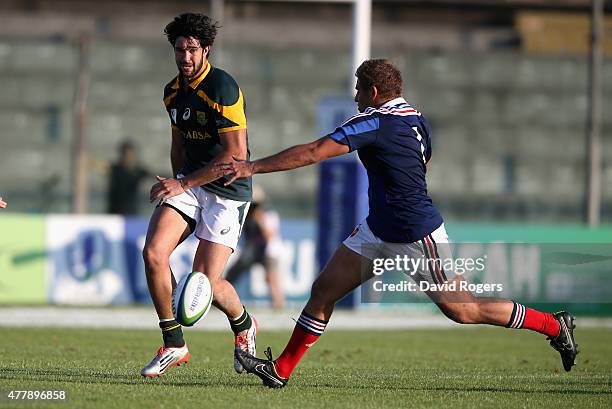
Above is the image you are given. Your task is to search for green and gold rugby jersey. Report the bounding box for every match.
[163,63,252,201]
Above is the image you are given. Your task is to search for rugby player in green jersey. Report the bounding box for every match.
[140,13,256,377]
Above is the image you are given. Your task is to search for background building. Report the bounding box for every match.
[0,0,609,221]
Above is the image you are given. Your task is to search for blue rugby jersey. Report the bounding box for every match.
[327,97,443,243]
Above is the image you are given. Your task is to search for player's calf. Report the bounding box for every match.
[437,301,482,324]
[306,283,335,318]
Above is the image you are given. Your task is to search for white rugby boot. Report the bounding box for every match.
[140,344,190,377]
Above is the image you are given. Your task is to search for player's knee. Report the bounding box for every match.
[142,245,168,274]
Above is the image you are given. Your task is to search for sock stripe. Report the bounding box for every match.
[159,319,184,347]
[228,307,252,335]
[510,303,525,329]
[296,322,322,335]
[297,318,324,335]
[232,314,248,327]
[230,310,248,326]
[299,315,326,330]
[517,304,526,328]
[296,312,327,336]
[162,324,181,332]
[300,310,329,324]
[511,303,521,328]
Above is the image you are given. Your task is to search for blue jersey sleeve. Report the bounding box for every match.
[326,113,379,152]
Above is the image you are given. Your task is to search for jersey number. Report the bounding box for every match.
[412,126,426,163]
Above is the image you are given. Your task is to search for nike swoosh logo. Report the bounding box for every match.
[255,364,283,386]
[556,321,575,351]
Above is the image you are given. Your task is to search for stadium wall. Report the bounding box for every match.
[1,38,611,221]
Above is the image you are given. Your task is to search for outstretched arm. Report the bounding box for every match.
[218,136,349,185]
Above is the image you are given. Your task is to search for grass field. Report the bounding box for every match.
[0,326,611,409]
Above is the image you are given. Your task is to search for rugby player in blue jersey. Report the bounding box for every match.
[219,59,578,388]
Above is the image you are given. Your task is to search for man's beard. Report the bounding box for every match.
[178,61,203,85]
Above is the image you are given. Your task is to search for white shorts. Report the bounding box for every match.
[163,177,250,251]
[343,220,453,285]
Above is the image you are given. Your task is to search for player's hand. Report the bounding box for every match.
[217,156,255,185]
[149,175,185,203]
[0,196,6,209]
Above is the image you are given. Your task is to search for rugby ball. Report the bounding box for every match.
[172,272,213,327]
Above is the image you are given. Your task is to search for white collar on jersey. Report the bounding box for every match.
[379,97,407,109]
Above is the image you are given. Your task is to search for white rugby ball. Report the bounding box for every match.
[172,272,213,327]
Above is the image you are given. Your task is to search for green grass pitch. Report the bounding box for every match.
[0,326,611,408]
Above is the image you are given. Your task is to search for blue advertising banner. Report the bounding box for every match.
[123,217,151,304]
[43,215,317,306]
[46,215,132,304]
[3,213,612,315]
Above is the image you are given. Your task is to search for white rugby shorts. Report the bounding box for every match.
[343,220,453,285]
[163,175,250,251]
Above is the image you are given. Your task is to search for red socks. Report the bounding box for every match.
[274,303,561,380]
[506,302,560,338]
[274,311,328,379]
